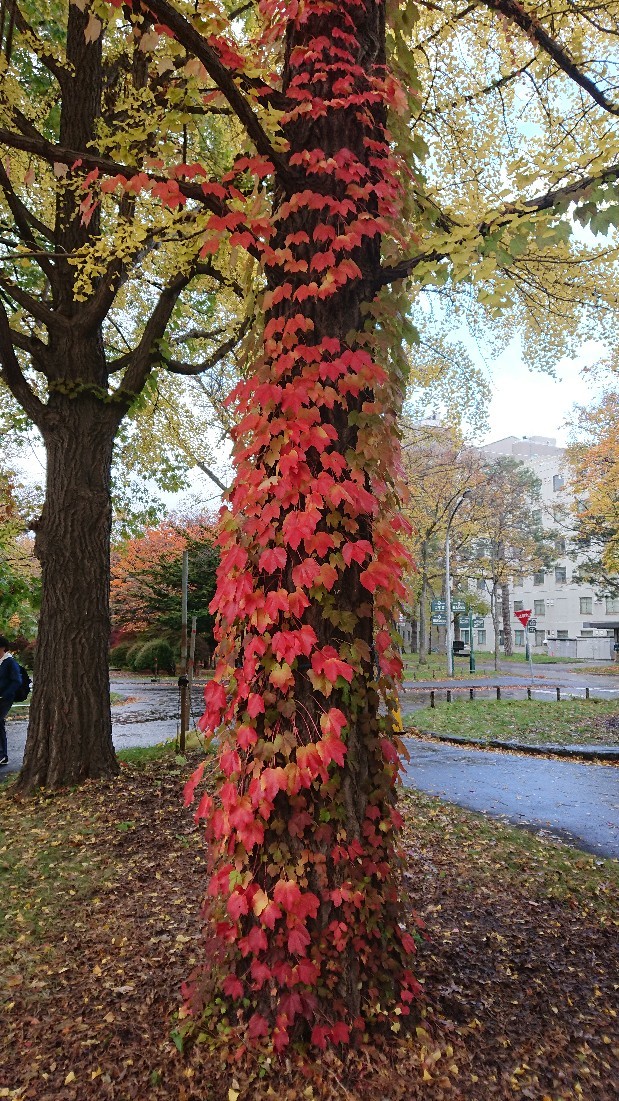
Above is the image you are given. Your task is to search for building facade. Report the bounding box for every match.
[466,435,617,659]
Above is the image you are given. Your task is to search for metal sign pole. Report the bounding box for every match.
[445,530,453,677]
[469,609,476,673]
[179,550,189,753]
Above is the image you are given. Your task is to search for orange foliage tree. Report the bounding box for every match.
[110,515,218,648]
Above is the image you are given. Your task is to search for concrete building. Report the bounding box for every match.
[466,435,618,660]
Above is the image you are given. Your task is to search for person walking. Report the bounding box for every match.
[0,635,22,767]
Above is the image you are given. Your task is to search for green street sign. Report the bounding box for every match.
[451,599,467,614]
[431,614,447,626]
[431,599,446,613]
[473,618,485,629]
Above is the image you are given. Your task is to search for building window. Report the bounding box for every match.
[534,571,544,585]
[557,629,569,639]
[580,597,593,615]
[514,600,523,612]
[513,577,522,588]
[514,630,525,646]
[535,630,545,646]
[476,578,486,591]
[553,474,565,491]
[581,630,593,637]
[477,630,486,645]
[555,537,566,554]
[534,599,545,616]
[555,566,567,583]
[606,597,619,614]
[499,630,504,646]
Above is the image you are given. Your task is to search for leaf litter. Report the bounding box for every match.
[0,753,617,1100]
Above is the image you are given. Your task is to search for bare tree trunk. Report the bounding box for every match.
[418,552,429,664]
[501,581,513,656]
[491,582,500,672]
[16,392,122,791]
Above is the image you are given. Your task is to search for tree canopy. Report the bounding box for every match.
[568,378,619,593]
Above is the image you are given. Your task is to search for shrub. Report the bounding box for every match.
[109,642,132,668]
[125,642,146,671]
[132,639,176,675]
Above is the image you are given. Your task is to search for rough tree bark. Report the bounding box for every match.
[18,393,123,789]
[501,580,513,656]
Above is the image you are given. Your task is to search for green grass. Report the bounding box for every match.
[401,655,491,681]
[410,696,619,745]
[474,650,583,665]
[401,788,619,917]
[116,731,209,767]
[0,807,104,942]
[401,651,583,680]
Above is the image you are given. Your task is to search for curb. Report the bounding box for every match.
[405,730,619,763]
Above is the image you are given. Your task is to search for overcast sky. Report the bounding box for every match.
[479,339,603,449]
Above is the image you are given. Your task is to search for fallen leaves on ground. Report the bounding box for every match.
[0,754,617,1100]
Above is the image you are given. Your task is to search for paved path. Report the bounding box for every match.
[401,663,619,717]
[2,676,203,777]
[402,737,619,859]
[4,674,618,860]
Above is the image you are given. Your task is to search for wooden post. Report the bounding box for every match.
[527,686,532,700]
[179,550,189,753]
[556,686,561,701]
[469,688,475,701]
[585,686,590,700]
[496,686,501,701]
[430,690,435,709]
[446,689,452,703]
[188,616,197,690]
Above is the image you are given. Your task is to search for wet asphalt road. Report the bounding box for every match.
[401,738,619,860]
[3,672,619,859]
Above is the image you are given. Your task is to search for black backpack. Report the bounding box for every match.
[14,664,31,703]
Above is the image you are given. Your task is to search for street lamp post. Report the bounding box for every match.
[445,490,472,677]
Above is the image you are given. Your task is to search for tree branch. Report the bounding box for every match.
[139,0,295,187]
[13,4,70,88]
[0,162,56,284]
[0,300,47,428]
[0,160,55,245]
[117,270,194,397]
[163,321,249,375]
[8,328,50,369]
[0,128,263,263]
[379,160,619,286]
[0,275,66,329]
[481,0,619,116]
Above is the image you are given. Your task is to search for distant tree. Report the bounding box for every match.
[567,386,619,596]
[0,466,40,633]
[111,515,219,655]
[401,424,487,661]
[467,458,554,667]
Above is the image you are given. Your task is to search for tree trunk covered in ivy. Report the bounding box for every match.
[184,0,420,1050]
